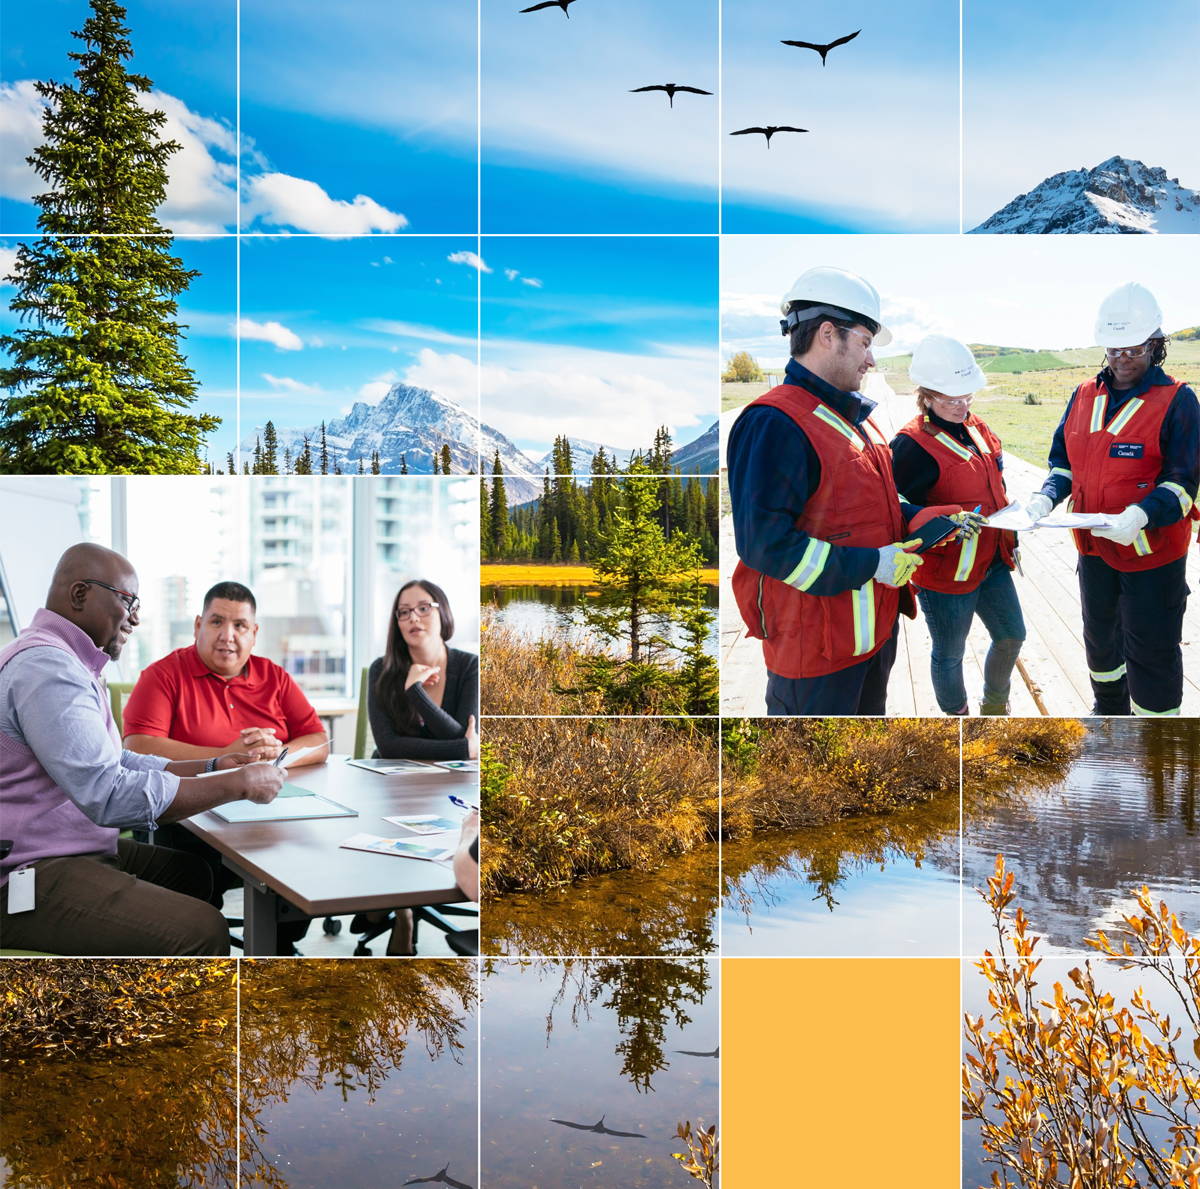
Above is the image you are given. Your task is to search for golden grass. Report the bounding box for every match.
[481,563,718,587]
[962,717,1087,781]
[481,718,719,896]
[721,718,961,839]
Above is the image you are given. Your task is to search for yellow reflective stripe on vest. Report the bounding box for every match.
[1132,529,1153,557]
[862,419,888,447]
[1089,662,1126,684]
[1089,393,1106,433]
[965,424,991,454]
[1131,699,1180,717]
[1106,397,1145,436]
[783,537,831,592]
[934,431,974,461]
[811,404,862,450]
[850,580,877,656]
[1049,467,1073,481]
[1159,481,1194,516]
[954,530,980,582]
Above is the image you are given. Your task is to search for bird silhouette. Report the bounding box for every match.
[520,0,579,15]
[729,126,808,148]
[674,1047,720,1058]
[629,83,713,108]
[781,30,861,65]
[403,1166,473,1189]
[550,1115,646,1138]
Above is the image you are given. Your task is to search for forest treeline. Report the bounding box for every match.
[481,429,719,563]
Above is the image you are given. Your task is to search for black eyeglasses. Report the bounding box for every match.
[397,600,439,622]
[81,580,140,617]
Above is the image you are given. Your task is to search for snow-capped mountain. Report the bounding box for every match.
[969,156,1199,234]
[527,438,635,474]
[238,383,540,496]
[671,421,718,475]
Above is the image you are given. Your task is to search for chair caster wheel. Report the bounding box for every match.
[323,917,342,935]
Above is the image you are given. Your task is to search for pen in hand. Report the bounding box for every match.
[272,747,290,768]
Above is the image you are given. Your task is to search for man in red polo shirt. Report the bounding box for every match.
[122,581,328,765]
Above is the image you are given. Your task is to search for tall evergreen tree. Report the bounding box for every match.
[226,451,234,475]
[319,421,328,475]
[260,421,279,475]
[0,0,218,473]
[399,453,408,475]
[358,455,364,475]
[479,475,492,559]
[489,450,508,555]
[440,443,452,475]
[371,450,381,475]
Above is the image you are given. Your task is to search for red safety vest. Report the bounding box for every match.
[1063,375,1195,571]
[895,414,1016,593]
[731,383,906,678]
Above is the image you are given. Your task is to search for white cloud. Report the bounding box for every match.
[403,350,480,409]
[242,173,408,234]
[357,369,402,404]
[143,90,237,234]
[262,373,323,395]
[504,268,519,281]
[0,245,20,287]
[237,319,304,351]
[0,82,45,203]
[521,277,543,288]
[447,251,491,273]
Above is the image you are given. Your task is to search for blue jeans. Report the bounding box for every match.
[915,562,1026,714]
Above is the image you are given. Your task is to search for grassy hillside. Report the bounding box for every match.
[983,351,1073,373]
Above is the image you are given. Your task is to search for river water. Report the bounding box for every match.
[481,959,719,1189]
[720,793,962,957]
[0,980,237,1189]
[484,845,720,957]
[962,718,1200,956]
[239,960,478,1189]
[480,584,720,658]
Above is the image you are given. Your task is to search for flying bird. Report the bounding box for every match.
[403,1166,474,1189]
[675,1047,720,1058]
[551,1115,646,1138]
[729,126,808,148]
[629,83,713,108]
[781,30,861,65]
[520,0,579,15]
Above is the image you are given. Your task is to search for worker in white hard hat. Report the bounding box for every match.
[890,335,1024,715]
[1027,282,1199,716]
[728,267,983,715]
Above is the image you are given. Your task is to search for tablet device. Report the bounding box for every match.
[910,516,960,554]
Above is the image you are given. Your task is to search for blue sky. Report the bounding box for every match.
[1,0,476,235]
[963,0,1200,230]
[477,237,719,457]
[0,234,236,460]
[480,0,718,233]
[237,236,481,454]
[721,0,958,233]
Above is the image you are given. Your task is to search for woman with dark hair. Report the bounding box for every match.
[367,580,479,761]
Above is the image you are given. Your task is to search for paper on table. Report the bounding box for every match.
[209,792,357,823]
[382,814,463,836]
[339,832,454,862]
[281,741,330,767]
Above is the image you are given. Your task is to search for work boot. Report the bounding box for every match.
[979,699,1010,716]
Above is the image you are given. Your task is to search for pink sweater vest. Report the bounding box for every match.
[0,610,120,887]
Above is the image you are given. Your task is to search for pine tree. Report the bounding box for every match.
[673,572,719,715]
[226,451,234,475]
[399,453,408,475]
[294,435,313,475]
[371,450,380,475]
[479,475,492,559]
[242,460,250,474]
[489,450,508,557]
[261,422,279,475]
[440,443,452,475]
[252,436,262,475]
[0,0,219,473]
[319,421,328,475]
[283,444,292,475]
[358,455,364,475]
[333,456,342,476]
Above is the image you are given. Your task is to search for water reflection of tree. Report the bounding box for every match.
[0,985,237,1189]
[963,720,1200,949]
[484,846,718,957]
[487,959,710,1094]
[240,960,477,1189]
[721,792,963,918]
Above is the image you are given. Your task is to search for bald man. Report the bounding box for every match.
[0,544,286,956]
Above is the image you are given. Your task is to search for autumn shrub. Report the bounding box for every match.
[963,718,1087,781]
[720,718,961,839]
[964,856,1200,1188]
[481,718,720,895]
[0,959,234,1058]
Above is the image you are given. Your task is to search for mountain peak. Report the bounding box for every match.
[970,157,1199,235]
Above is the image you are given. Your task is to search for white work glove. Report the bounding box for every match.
[873,540,923,588]
[1091,503,1149,547]
[1026,492,1053,523]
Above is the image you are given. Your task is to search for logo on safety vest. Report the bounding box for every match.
[1109,442,1144,459]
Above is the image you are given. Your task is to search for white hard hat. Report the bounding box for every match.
[1094,282,1163,348]
[780,266,893,348]
[909,335,986,397]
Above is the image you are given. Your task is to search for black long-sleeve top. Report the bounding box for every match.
[367,649,479,761]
